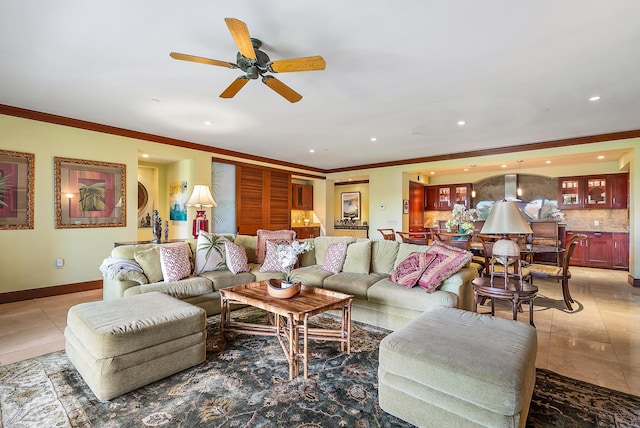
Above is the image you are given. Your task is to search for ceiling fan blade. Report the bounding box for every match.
[170,52,237,68]
[262,76,302,103]
[224,17,256,60]
[220,76,250,98]
[269,56,326,73]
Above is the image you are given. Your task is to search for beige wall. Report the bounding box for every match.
[0,115,212,293]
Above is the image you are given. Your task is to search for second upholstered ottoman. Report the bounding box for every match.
[378,306,537,428]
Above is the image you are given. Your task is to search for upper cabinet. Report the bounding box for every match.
[557,173,628,209]
[425,183,471,211]
[292,183,313,210]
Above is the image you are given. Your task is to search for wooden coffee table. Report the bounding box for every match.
[219,281,353,380]
[472,276,538,327]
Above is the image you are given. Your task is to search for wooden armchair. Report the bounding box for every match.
[527,233,586,310]
[396,231,429,245]
[433,232,472,250]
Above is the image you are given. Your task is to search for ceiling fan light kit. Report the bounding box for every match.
[170,17,325,103]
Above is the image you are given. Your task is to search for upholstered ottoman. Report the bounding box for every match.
[378,306,537,428]
[65,291,206,401]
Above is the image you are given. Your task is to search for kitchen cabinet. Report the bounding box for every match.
[612,232,629,270]
[292,183,313,210]
[566,231,628,270]
[557,173,628,209]
[292,226,320,239]
[424,183,471,211]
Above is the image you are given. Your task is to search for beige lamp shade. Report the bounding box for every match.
[186,185,217,208]
[480,201,532,235]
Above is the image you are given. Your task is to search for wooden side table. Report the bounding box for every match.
[472,277,538,327]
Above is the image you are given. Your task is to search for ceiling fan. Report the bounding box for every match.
[170,17,326,103]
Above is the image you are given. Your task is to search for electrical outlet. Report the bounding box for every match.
[56,258,64,268]
[594,220,599,226]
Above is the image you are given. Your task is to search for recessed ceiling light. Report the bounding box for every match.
[370,137,377,142]
[463,168,469,172]
[589,95,601,102]
[501,164,507,168]
[430,171,435,175]
[457,120,466,126]
[545,160,551,164]
[309,149,315,153]
[597,155,605,159]
[141,153,149,158]
[204,121,213,125]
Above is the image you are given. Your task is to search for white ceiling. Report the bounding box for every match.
[1,1,639,171]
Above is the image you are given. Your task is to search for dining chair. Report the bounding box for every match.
[527,233,587,310]
[434,232,484,274]
[396,231,429,245]
[377,228,396,241]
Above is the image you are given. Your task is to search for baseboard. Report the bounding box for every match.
[0,280,102,304]
[628,275,640,288]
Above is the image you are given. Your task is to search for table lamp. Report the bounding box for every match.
[480,200,532,281]
[186,185,217,238]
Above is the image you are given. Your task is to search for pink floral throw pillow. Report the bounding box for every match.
[389,252,437,288]
[418,241,472,293]
[159,244,192,282]
[260,240,289,273]
[322,241,348,274]
[224,241,249,274]
[256,229,296,264]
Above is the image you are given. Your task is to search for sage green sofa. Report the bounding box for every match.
[102,235,477,331]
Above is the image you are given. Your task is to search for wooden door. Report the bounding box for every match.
[236,165,291,235]
[409,181,424,229]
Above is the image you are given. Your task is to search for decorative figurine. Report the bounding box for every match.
[152,210,162,242]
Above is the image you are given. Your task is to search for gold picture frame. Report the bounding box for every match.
[0,149,35,230]
[341,191,361,220]
[55,157,126,228]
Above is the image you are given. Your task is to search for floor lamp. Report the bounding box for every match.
[186,185,217,238]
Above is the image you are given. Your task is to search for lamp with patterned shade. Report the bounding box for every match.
[186,185,217,238]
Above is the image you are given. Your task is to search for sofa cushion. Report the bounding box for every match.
[322,241,348,274]
[394,243,429,268]
[250,264,285,282]
[367,278,458,312]
[194,231,232,274]
[124,276,213,299]
[198,270,256,291]
[418,241,473,293]
[159,244,192,282]
[134,247,163,283]
[289,265,334,287]
[342,240,372,274]
[370,240,400,274]
[256,229,296,264]
[312,236,356,265]
[233,234,258,264]
[224,241,250,274]
[389,252,437,288]
[322,272,384,299]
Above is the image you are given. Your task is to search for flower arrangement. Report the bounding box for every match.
[445,204,479,233]
[276,240,312,285]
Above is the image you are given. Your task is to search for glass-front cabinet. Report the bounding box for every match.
[557,174,627,209]
[425,183,471,211]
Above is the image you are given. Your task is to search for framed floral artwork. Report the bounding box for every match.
[54,157,126,228]
[0,149,34,230]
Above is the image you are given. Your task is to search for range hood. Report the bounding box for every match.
[504,174,519,201]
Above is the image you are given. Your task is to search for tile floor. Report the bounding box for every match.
[0,267,639,395]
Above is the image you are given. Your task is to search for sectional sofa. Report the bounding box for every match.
[102,234,477,331]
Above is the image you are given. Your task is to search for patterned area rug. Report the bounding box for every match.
[1,307,639,427]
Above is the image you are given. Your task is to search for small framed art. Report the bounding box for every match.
[0,149,34,230]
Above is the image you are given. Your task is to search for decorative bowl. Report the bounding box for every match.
[267,279,301,299]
